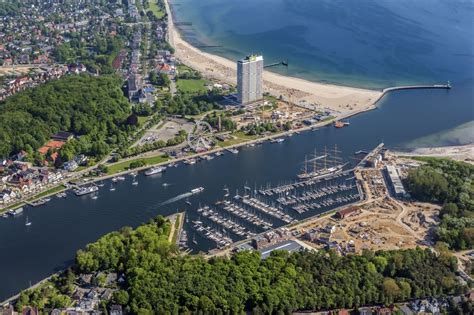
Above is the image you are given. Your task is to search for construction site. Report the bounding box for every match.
[289,149,441,254]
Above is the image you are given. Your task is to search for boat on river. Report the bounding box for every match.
[144,166,166,176]
[74,186,99,196]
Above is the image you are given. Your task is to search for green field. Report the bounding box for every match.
[217,131,259,147]
[107,155,170,174]
[177,79,207,94]
[148,0,165,19]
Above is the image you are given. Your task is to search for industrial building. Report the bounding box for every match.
[385,165,407,197]
[237,55,263,105]
[258,240,303,259]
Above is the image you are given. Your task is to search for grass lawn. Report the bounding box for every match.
[107,155,170,174]
[177,79,207,94]
[217,131,259,147]
[137,115,149,126]
[26,185,66,201]
[171,213,183,244]
[148,0,165,19]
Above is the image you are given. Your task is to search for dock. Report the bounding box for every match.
[355,143,385,168]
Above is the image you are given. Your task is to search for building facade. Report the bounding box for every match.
[237,55,263,104]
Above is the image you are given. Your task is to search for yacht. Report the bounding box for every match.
[9,207,23,216]
[271,138,285,143]
[144,166,166,176]
[25,216,31,226]
[190,187,205,194]
[184,159,196,165]
[74,186,99,196]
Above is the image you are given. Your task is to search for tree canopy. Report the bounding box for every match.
[68,216,465,314]
[0,75,132,159]
[406,158,474,249]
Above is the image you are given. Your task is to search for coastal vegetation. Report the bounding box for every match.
[0,75,132,160]
[16,215,467,314]
[406,158,474,250]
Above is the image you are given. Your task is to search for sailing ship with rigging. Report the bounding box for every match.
[297,145,347,180]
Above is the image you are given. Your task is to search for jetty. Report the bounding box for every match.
[374,83,451,105]
[355,143,385,168]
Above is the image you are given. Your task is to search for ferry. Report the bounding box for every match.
[144,166,166,176]
[190,187,205,194]
[74,186,99,196]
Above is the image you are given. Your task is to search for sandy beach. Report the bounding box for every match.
[395,144,474,164]
[164,0,382,116]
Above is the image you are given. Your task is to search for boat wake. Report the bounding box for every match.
[160,192,192,205]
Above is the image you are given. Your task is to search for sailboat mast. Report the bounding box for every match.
[324,146,327,170]
[313,149,317,173]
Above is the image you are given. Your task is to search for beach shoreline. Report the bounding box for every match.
[164,0,382,118]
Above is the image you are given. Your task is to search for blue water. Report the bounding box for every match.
[172,0,474,146]
[172,0,474,89]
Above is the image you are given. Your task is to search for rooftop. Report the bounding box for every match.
[258,240,303,259]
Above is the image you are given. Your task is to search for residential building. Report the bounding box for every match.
[237,55,263,105]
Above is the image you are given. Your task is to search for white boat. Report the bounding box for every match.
[190,187,205,194]
[74,186,99,196]
[184,159,196,165]
[9,207,23,216]
[271,138,285,143]
[25,216,31,226]
[144,166,166,176]
[112,176,126,182]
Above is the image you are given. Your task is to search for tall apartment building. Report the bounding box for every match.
[237,55,263,105]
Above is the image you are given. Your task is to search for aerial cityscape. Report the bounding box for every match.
[0,0,473,314]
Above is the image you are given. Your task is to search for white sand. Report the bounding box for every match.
[164,0,382,116]
[396,144,474,164]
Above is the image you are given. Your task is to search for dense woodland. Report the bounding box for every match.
[0,75,132,161]
[17,215,467,314]
[158,91,222,116]
[406,158,474,250]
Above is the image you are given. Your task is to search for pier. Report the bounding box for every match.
[374,83,451,105]
[355,142,385,169]
[264,60,289,68]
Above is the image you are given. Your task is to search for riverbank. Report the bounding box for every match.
[164,0,382,117]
